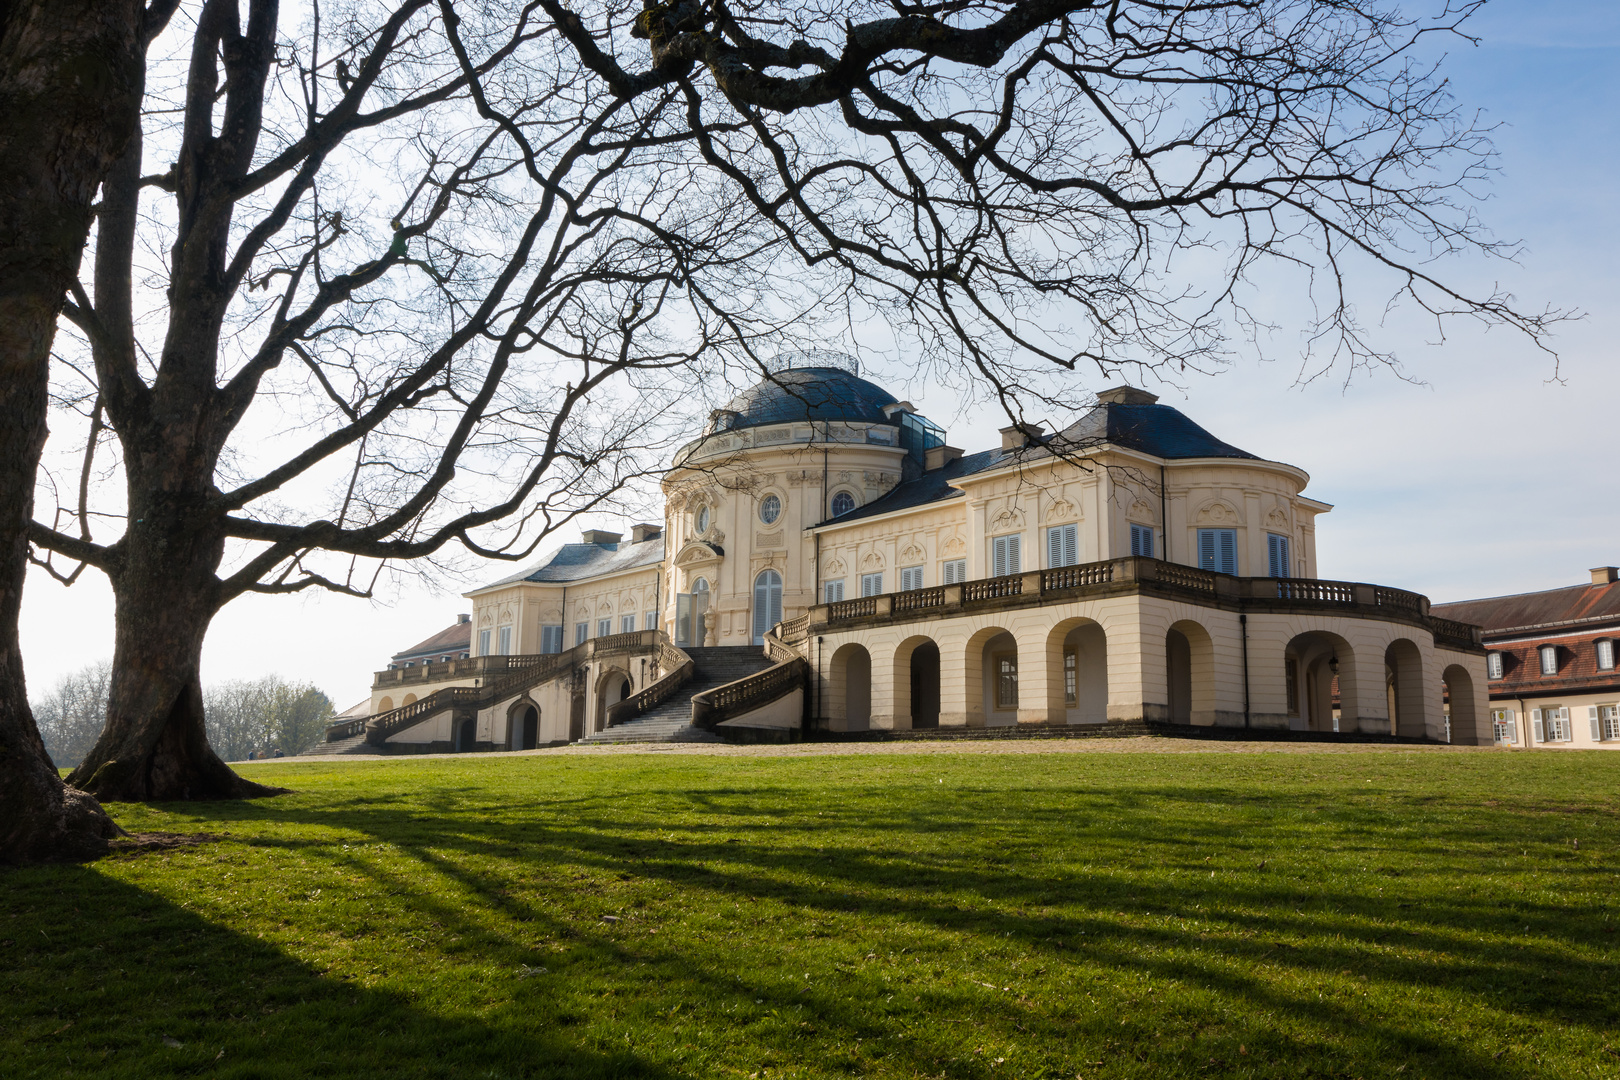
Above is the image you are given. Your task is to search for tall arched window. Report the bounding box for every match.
[752,569,783,644]
[830,490,855,517]
[692,577,709,596]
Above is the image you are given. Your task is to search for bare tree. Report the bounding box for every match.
[31,661,115,770]
[204,677,334,760]
[0,0,178,863]
[25,0,1555,806]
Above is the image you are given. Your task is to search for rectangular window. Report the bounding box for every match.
[645,612,658,631]
[1486,651,1503,679]
[942,559,967,585]
[477,628,492,656]
[1600,704,1620,741]
[1063,650,1078,707]
[1491,708,1517,745]
[1285,657,1300,716]
[861,572,883,597]
[995,653,1018,709]
[1046,523,1079,568]
[1130,523,1155,558]
[540,625,564,654]
[900,566,924,591]
[825,579,845,603]
[1197,528,1238,575]
[992,534,1022,577]
[1599,640,1616,671]
[1534,706,1570,742]
[621,614,636,634]
[597,618,612,638]
[497,626,512,655]
[1267,533,1291,578]
[575,622,588,647]
[1539,645,1559,676]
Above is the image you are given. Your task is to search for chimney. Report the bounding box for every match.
[581,529,622,546]
[457,612,471,624]
[999,422,1046,451]
[1095,386,1160,406]
[925,444,965,471]
[630,523,662,543]
[1591,566,1619,586]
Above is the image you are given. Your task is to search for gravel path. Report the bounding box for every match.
[245,735,1503,765]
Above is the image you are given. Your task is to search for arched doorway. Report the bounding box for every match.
[455,717,476,752]
[962,627,1016,727]
[892,636,940,729]
[1283,632,1355,732]
[594,668,633,732]
[1044,618,1108,724]
[509,703,539,750]
[752,569,783,645]
[1442,663,1478,745]
[828,643,872,730]
[1166,620,1216,725]
[1386,638,1426,737]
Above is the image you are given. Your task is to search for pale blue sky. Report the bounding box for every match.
[22,2,1619,708]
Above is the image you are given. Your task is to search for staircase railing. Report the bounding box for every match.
[349,630,670,745]
[606,642,695,727]
[691,655,808,730]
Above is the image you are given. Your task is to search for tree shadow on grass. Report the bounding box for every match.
[150,777,1620,1079]
[0,865,684,1080]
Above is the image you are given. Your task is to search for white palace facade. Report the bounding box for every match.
[335,359,1492,752]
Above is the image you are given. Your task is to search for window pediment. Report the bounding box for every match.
[673,540,724,568]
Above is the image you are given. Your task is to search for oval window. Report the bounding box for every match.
[831,491,855,517]
[696,505,710,533]
[760,494,782,525]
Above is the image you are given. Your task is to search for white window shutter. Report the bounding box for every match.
[1220,530,1237,575]
[993,537,1006,578]
[1048,527,1063,569]
[1531,709,1544,743]
[1064,524,1078,566]
[1506,713,1517,745]
[1199,529,1215,570]
[1591,706,1602,741]
[1008,535,1021,574]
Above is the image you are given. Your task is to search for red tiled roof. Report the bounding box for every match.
[1483,631,1620,699]
[1431,580,1620,636]
[392,620,472,661]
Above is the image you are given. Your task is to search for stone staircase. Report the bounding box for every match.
[580,646,777,744]
[296,733,381,757]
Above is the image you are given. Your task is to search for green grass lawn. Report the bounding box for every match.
[4,747,1618,1079]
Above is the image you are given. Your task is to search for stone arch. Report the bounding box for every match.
[454,716,476,752]
[1283,631,1356,733]
[377,695,394,713]
[402,693,418,707]
[593,666,633,733]
[1386,638,1428,738]
[828,642,872,731]
[1442,663,1478,745]
[1043,617,1108,725]
[508,698,540,751]
[891,635,940,730]
[1166,619,1216,725]
[964,626,1018,727]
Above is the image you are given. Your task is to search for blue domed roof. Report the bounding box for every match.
[713,367,899,431]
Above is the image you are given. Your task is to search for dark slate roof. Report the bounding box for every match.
[821,448,1008,525]
[1055,401,1258,460]
[1432,580,1620,636]
[392,620,472,661]
[714,367,900,431]
[474,537,666,590]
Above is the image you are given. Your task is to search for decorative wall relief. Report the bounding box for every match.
[1048,496,1080,522]
[824,556,847,576]
[861,551,886,571]
[988,505,1025,533]
[942,535,967,557]
[756,531,784,548]
[1195,501,1239,525]
[1126,496,1155,523]
[1266,506,1290,528]
[898,542,926,564]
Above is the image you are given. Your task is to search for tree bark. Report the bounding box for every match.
[67,516,281,801]
[0,0,145,862]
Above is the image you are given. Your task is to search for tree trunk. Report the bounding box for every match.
[68,518,281,801]
[0,0,146,863]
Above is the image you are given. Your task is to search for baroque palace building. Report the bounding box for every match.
[332,357,1490,753]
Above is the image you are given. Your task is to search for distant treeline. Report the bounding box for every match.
[33,662,334,767]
